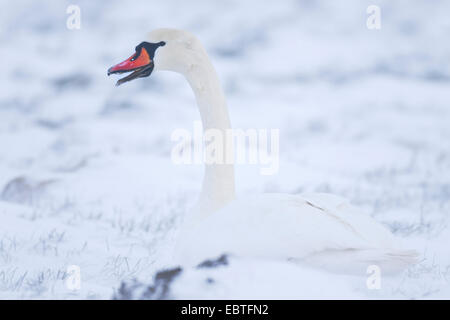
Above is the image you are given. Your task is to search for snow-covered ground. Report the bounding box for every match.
[0,0,449,299]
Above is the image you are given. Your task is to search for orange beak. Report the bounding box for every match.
[108,47,151,74]
[108,47,154,86]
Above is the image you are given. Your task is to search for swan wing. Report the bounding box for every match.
[297,192,397,248]
[176,193,416,272]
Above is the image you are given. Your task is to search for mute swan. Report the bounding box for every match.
[108,28,418,274]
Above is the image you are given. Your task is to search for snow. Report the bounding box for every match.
[0,0,449,299]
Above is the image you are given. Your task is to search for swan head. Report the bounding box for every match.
[108,28,203,86]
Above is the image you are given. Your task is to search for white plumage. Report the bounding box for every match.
[140,28,418,274]
[176,193,417,274]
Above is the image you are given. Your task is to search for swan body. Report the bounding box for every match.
[176,193,417,274]
[109,28,418,275]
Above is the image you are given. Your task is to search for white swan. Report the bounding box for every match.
[108,28,418,274]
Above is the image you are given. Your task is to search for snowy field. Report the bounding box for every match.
[0,0,449,299]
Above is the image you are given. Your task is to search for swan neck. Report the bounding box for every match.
[183,49,235,216]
